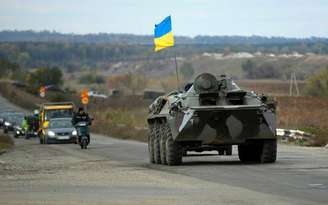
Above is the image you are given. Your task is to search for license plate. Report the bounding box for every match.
[57,136,70,140]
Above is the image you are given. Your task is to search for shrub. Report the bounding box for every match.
[305,68,328,96]
[28,67,63,89]
[78,73,106,84]
[301,126,328,146]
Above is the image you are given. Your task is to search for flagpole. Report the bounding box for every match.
[174,50,180,91]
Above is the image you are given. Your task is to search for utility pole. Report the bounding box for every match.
[289,72,299,96]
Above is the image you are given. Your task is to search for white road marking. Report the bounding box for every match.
[308,184,324,187]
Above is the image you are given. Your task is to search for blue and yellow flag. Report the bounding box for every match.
[154,16,174,52]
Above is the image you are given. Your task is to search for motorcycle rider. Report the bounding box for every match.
[72,107,91,144]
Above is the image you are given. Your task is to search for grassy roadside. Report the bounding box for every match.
[0,82,45,110]
[0,134,14,154]
[0,81,148,142]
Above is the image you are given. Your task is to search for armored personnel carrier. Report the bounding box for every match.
[147,73,277,165]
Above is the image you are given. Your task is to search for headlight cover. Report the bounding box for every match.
[72,130,77,136]
[47,130,56,137]
[4,122,11,126]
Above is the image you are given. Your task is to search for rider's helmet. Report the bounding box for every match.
[78,107,84,114]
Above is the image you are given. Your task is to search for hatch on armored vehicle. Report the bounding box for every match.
[147,73,277,166]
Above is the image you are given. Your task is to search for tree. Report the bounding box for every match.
[242,60,282,79]
[125,72,148,95]
[79,73,105,84]
[180,62,195,80]
[108,72,148,95]
[242,59,256,79]
[28,67,63,89]
[0,59,20,79]
[305,68,328,96]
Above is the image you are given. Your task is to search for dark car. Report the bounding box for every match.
[0,111,14,128]
[3,113,25,134]
[12,115,26,138]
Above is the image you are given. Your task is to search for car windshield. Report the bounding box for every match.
[12,116,24,125]
[49,119,72,128]
[7,113,24,123]
[45,109,73,120]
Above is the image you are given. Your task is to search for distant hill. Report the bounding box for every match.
[1,30,328,45]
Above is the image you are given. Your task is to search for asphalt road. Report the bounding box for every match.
[0,94,327,205]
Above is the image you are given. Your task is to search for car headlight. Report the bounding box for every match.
[47,131,56,137]
[72,130,77,136]
[4,122,11,126]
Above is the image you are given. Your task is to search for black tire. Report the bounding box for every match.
[218,150,225,155]
[39,136,44,144]
[14,134,19,138]
[153,122,162,164]
[44,136,48,144]
[81,137,88,149]
[238,144,254,162]
[148,125,155,163]
[165,129,182,166]
[4,128,8,134]
[239,140,277,163]
[160,123,169,165]
[38,132,43,144]
[260,139,277,163]
[225,146,232,155]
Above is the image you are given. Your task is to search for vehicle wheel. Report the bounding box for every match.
[218,150,225,155]
[44,136,48,144]
[238,144,253,162]
[39,136,44,144]
[225,146,232,155]
[14,134,19,138]
[153,122,162,164]
[160,123,169,165]
[80,137,88,149]
[165,131,182,166]
[4,128,8,134]
[260,139,277,163]
[148,124,155,163]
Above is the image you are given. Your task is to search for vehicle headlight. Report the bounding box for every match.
[47,131,56,137]
[4,122,11,126]
[72,130,77,136]
[15,126,22,130]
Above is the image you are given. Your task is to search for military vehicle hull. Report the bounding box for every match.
[147,73,277,165]
[166,106,276,144]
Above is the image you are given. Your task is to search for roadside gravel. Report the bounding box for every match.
[0,136,320,205]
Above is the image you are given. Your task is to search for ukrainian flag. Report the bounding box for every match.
[154,16,174,52]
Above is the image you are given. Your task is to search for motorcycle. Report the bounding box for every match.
[75,121,91,149]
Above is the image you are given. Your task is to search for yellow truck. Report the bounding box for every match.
[38,102,75,144]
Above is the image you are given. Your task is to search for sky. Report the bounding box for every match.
[0,0,327,38]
